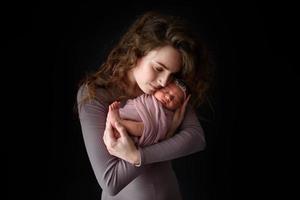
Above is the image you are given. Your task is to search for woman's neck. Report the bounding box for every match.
[126,70,143,97]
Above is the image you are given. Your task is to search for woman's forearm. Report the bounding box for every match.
[77,87,146,195]
[139,106,206,165]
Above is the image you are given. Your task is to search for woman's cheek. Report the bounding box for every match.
[145,67,157,81]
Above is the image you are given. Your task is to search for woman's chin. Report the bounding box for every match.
[143,88,155,95]
[145,92,154,95]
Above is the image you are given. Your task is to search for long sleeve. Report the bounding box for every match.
[139,105,206,165]
[77,87,146,196]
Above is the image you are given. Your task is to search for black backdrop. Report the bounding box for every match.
[5,1,296,200]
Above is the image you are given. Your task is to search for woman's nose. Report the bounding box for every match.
[158,74,170,87]
[158,79,167,87]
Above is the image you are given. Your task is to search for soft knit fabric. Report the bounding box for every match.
[119,94,173,147]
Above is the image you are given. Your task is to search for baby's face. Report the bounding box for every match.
[154,83,184,111]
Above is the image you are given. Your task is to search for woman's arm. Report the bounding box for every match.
[77,87,146,196]
[139,105,206,165]
[105,101,206,165]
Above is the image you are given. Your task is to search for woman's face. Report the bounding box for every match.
[132,45,182,95]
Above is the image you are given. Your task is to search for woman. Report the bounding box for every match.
[77,11,212,200]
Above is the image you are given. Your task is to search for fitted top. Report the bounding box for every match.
[77,85,206,199]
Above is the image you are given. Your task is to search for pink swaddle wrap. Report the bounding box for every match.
[119,94,173,147]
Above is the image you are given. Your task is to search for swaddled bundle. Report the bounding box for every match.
[119,94,174,147]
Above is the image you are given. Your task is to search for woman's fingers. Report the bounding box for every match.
[171,94,191,131]
[182,94,191,111]
[104,121,138,164]
[179,94,190,116]
[114,121,128,139]
[103,118,116,145]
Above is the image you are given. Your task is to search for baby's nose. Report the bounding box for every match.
[165,94,171,102]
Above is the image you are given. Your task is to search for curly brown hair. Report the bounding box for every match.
[79,11,214,108]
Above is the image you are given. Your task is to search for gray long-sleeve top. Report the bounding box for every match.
[77,85,206,200]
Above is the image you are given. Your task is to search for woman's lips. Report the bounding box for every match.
[149,84,161,90]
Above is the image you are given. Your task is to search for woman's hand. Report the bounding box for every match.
[103,119,141,166]
[166,95,191,138]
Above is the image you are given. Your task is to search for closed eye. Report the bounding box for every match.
[154,66,163,72]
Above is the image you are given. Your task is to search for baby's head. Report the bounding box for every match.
[154,79,187,111]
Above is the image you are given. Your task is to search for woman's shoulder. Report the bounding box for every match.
[77,84,115,106]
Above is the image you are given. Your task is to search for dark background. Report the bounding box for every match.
[5,1,296,200]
